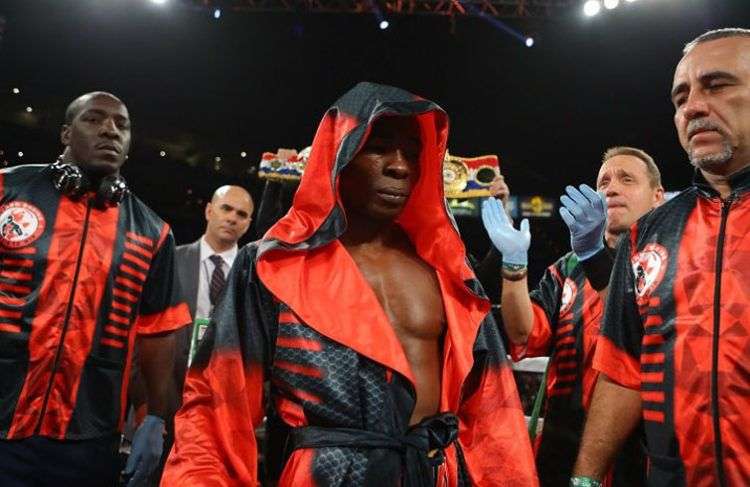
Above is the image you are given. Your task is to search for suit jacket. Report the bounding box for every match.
[171,239,201,415]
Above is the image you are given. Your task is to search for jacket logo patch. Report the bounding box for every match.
[0,202,46,248]
[560,278,577,315]
[631,243,668,298]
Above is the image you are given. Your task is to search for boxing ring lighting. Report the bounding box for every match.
[583,0,601,16]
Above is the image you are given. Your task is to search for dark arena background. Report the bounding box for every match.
[0,0,748,288]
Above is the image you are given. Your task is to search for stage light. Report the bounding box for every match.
[150,0,168,5]
[625,0,637,2]
[214,8,221,19]
[240,151,247,158]
[12,88,19,94]
[18,152,23,158]
[603,0,619,9]
[379,20,389,30]
[525,37,534,47]
[159,150,166,157]
[25,106,33,113]
[583,0,601,17]
[214,156,221,162]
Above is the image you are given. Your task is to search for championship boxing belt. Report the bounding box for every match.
[442,152,500,199]
[258,147,310,181]
[258,147,500,199]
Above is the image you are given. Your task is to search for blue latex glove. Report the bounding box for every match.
[558,184,606,261]
[124,414,165,487]
[481,198,530,266]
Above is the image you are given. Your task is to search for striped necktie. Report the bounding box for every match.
[208,254,226,306]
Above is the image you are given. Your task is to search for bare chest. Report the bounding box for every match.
[354,251,445,340]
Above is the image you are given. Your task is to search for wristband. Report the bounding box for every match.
[570,476,602,487]
[501,266,528,282]
[579,246,614,291]
[502,262,528,273]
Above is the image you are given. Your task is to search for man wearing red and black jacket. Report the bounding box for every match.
[573,29,750,487]
[482,147,663,486]
[0,92,190,487]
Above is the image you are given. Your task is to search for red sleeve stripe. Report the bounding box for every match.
[641,371,664,383]
[115,276,143,293]
[124,242,153,261]
[644,315,663,328]
[557,373,577,382]
[126,232,155,248]
[557,360,577,370]
[557,348,577,358]
[643,409,665,423]
[550,387,574,397]
[0,282,31,294]
[557,336,576,346]
[556,323,574,336]
[122,252,150,271]
[108,312,130,325]
[274,360,324,379]
[111,300,132,313]
[104,325,129,337]
[1,271,32,281]
[101,337,125,349]
[276,336,323,352]
[155,224,170,250]
[641,391,665,403]
[0,309,22,319]
[641,352,665,364]
[113,288,139,303]
[642,333,665,346]
[0,296,24,306]
[0,323,21,333]
[2,258,34,267]
[271,377,322,405]
[121,264,147,281]
[3,247,35,255]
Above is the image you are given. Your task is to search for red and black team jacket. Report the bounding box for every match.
[0,164,190,440]
[594,166,750,486]
[514,252,645,487]
[163,82,537,486]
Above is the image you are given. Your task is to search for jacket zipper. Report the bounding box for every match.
[711,192,735,487]
[35,197,94,434]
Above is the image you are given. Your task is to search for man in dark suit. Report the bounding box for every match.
[172,185,253,404]
[128,185,253,487]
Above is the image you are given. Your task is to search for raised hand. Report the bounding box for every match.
[559,184,606,261]
[481,197,530,266]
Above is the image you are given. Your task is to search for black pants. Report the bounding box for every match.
[0,434,121,487]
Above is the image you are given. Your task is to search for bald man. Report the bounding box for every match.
[126,186,254,486]
[172,185,254,394]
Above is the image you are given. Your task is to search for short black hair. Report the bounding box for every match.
[64,91,124,124]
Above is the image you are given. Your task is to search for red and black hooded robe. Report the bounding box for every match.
[162,82,537,486]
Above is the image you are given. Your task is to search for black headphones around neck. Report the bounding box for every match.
[49,156,129,209]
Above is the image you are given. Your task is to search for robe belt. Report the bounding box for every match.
[289,412,460,487]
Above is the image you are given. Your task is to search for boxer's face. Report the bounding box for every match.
[61,95,131,176]
[339,116,422,222]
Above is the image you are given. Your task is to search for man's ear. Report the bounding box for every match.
[60,124,71,146]
[653,186,665,207]
[205,202,213,222]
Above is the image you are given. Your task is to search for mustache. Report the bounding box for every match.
[687,118,727,139]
